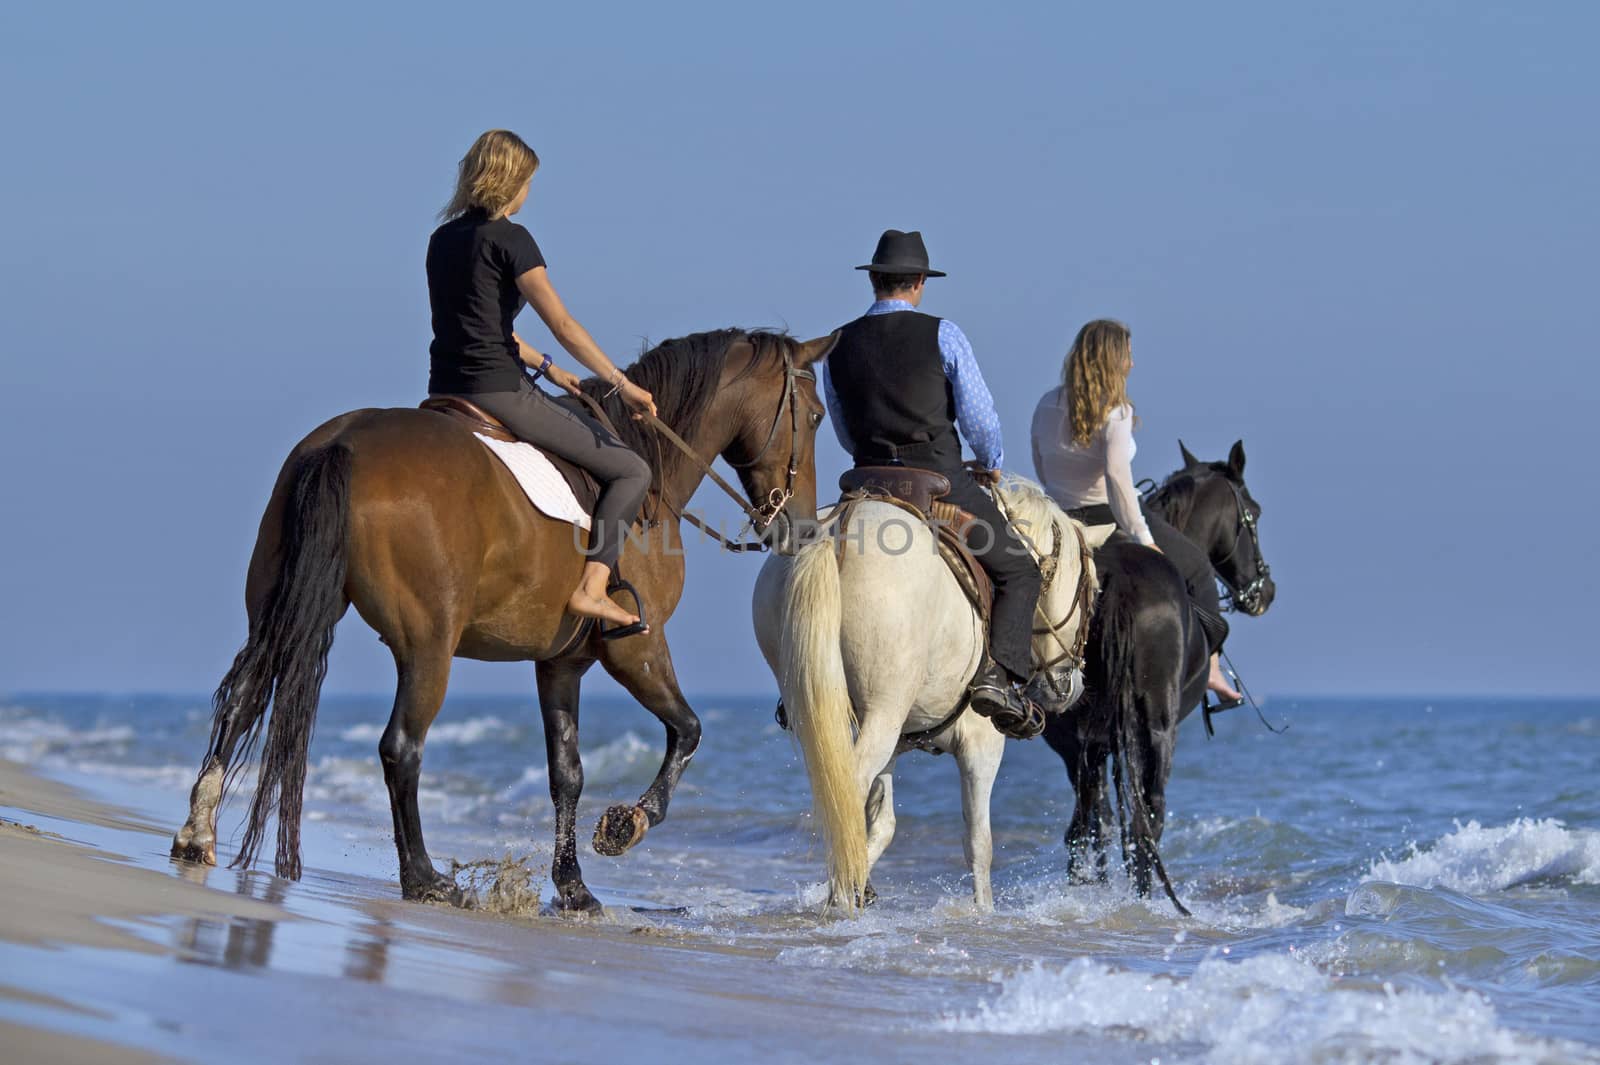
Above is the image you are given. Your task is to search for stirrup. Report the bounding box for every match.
[597,577,649,641]
[1202,663,1245,737]
[970,681,1046,741]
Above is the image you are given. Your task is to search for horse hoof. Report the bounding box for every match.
[170,828,217,867]
[592,805,649,857]
[863,881,878,907]
[406,875,471,908]
[553,884,604,916]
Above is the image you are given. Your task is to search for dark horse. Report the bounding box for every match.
[170,329,837,912]
[1042,440,1276,905]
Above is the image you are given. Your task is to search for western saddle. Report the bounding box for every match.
[836,466,993,622]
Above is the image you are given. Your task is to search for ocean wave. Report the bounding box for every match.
[1365,818,1600,893]
[778,932,974,976]
[940,953,1594,1063]
[580,731,656,786]
[338,715,514,746]
[0,709,136,762]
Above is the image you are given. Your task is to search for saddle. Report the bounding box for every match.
[836,466,993,622]
[420,394,649,643]
[421,395,601,513]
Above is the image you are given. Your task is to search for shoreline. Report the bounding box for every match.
[0,758,1064,1065]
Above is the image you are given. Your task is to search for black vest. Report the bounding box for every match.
[827,310,964,471]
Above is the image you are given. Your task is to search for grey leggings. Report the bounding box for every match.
[463,378,651,569]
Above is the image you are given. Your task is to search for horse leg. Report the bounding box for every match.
[377,644,463,904]
[536,657,602,914]
[862,758,898,904]
[1129,690,1179,898]
[812,701,906,910]
[864,760,898,868]
[590,642,701,858]
[172,682,264,865]
[954,715,1006,910]
[1068,743,1112,884]
[174,520,286,866]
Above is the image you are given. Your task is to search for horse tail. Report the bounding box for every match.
[1099,569,1192,917]
[779,538,867,911]
[213,443,352,880]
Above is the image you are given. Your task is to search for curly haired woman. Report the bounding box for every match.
[1031,319,1241,704]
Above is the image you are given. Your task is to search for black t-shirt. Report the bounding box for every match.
[426,210,546,394]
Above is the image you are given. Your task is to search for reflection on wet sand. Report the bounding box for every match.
[174,869,289,972]
[170,862,401,985]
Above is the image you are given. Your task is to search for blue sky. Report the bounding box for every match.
[1,2,1594,698]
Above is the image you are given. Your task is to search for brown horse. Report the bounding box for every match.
[171,328,836,912]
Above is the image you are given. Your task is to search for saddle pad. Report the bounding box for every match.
[473,433,592,531]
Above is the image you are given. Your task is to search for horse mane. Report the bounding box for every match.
[576,328,797,486]
[1145,461,1235,528]
[1145,473,1199,528]
[998,475,1104,600]
[993,475,1065,556]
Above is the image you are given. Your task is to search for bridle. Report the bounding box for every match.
[1209,479,1271,615]
[727,346,815,531]
[1029,518,1097,677]
[626,344,815,554]
[988,494,1096,683]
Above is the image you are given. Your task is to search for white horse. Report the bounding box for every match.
[752,476,1110,911]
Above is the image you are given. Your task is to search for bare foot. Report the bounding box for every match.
[567,588,644,629]
[1207,660,1242,702]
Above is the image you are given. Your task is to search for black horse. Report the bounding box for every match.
[1042,440,1276,908]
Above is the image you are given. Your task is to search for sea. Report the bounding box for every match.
[3,693,1598,1064]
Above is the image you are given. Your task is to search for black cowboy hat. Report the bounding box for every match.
[855,229,946,278]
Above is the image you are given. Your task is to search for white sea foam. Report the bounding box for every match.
[777,932,974,974]
[580,730,655,785]
[0,713,136,762]
[941,953,1591,1064]
[1365,818,1600,893]
[338,715,514,746]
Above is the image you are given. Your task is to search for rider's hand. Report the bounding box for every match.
[620,379,658,419]
[545,364,583,396]
[965,461,1001,487]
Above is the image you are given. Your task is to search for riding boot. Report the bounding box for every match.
[969,659,1045,740]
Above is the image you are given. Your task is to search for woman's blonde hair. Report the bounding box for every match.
[440,130,540,220]
[1063,319,1135,447]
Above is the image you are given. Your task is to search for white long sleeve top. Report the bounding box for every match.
[1030,386,1155,546]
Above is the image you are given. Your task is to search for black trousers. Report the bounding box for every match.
[1071,502,1230,652]
[461,377,652,569]
[937,472,1043,683]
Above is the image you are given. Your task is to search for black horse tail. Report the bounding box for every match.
[211,444,352,881]
[1098,573,1192,918]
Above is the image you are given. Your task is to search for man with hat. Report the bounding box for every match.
[822,229,1043,735]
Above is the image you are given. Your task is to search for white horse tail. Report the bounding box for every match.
[779,538,868,910]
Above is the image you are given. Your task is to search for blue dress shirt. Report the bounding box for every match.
[822,299,1006,469]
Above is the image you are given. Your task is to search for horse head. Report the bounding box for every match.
[1162,440,1276,616]
[717,331,837,556]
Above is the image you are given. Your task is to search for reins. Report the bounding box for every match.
[1030,518,1096,674]
[1143,472,1271,615]
[993,492,1097,680]
[576,346,815,554]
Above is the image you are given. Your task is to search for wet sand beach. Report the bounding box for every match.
[0,758,1105,1065]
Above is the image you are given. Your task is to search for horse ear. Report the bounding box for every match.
[1228,440,1246,477]
[1179,440,1201,469]
[795,330,841,367]
[1079,522,1118,550]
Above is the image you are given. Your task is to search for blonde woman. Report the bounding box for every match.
[427,129,655,632]
[1030,319,1241,705]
